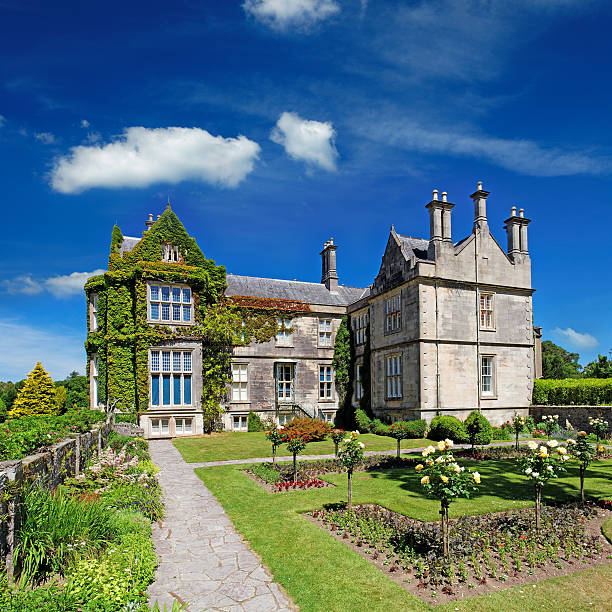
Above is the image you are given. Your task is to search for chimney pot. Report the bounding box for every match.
[519,208,524,218]
[156,215,161,220]
[511,206,517,217]
[432,189,439,201]
[477,181,483,191]
[145,213,155,230]
[441,191,447,202]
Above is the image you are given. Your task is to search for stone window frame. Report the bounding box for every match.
[162,243,182,263]
[355,362,364,401]
[353,312,368,345]
[276,362,295,402]
[147,282,193,326]
[174,417,193,435]
[149,349,193,407]
[385,353,403,400]
[89,293,99,331]
[319,364,334,401]
[150,417,170,437]
[90,354,102,409]
[232,414,248,431]
[231,362,249,403]
[479,354,497,398]
[479,291,496,331]
[384,294,402,334]
[276,316,293,346]
[318,318,333,347]
[321,411,335,424]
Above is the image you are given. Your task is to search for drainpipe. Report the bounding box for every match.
[435,281,441,414]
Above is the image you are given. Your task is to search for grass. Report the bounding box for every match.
[195,457,612,611]
[174,431,435,462]
[603,517,612,544]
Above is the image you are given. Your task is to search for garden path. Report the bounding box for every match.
[147,440,294,612]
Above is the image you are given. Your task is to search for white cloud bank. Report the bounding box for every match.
[35,132,56,144]
[271,112,338,171]
[552,327,599,349]
[0,319,85,381]
[2,269,106,298]
[50,126,261,193]
[243,0,339,30]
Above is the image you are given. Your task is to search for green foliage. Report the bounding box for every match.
[0,396,7,422]
[354,408,372,433]
[282,417,332,442]
[9,363,57,418]
[541,340,582,379]
[332,316,352,406]
[583,353,612,378]
[0,410,105,461]
[0,381,23,413]
[54,386,66,414]
[109,224,123,255]
[337,431,365,470]
[247,411,263,432]
[359,326,372,418]
[428,415,469,443]
[55,374,89,411]
[464,411,493,448]
[491,426,511,441]
[370,419,389,436]
[248,463,282,484]
[533,378,612,405]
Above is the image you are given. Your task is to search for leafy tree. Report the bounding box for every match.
[0,380,24,412]
[54,374,89,411]
[0,396,7,422]
[583,353,612,379]
[54,386,67,414]
[541,340,582,379]
[9,363,57,418]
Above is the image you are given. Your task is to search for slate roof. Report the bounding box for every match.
[119,236,141,255]
[225,274,367,306]
[397,235,432,260]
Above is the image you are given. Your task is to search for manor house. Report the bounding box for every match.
[87,182,541,438]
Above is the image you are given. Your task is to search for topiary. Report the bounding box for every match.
[464,411,493,449]
[355,408,372,433]
[247,411,263,432]
[428,415,469,444]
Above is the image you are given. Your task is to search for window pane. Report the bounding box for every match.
[161,287,170,302]
[151,351,160,371]
[183,375,191,405]
[173,304,181,321]
[162,375,171,405]
[151,374,159,405]
[151,303,159,320]
[185,419,192,433]
[173,376,181,405]
[151,419,160,434]
[161,419,169,434]
[183,288,191,303]
[173,352,181,371]
[176,419,183,433]
[183,352,192,372]
[172,287,181,302]
[162,351,171,371]
[150,286,159,301]
[183,305,191,322]
[161,304,170,320]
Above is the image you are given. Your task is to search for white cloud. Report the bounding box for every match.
[0,318,85,381]
[80,119,90,128]
[1,275,44,295]
[1,269,105,298]
[35,132,56,144]
[45,269,106,298]
[243,0,339,30]
[271,111,338,171]
[50,126,261,194]
[552,327,599,349]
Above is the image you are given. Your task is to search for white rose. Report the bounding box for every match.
[527,441,538,450]
[525,467,532,475]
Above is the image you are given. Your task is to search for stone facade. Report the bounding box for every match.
[91,182,541,437]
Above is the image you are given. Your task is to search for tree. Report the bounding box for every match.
[332,316,351,406]
[388,422,412,458]
[265,428,284,465]
[54,385,67,414]
[54,374,89,411]
[337,431,365,510]
[0,381,24,412]
[0,396,7,422]
[9,363,57,418]
[283,432,307,482]
[583,354,612,378]
[330,429,346,457]
[541,340,582,379]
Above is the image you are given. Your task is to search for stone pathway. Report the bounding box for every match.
[147,440,294,612]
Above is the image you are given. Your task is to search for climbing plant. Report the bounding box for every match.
[333,316,356,429]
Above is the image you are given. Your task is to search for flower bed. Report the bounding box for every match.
[310,503,612,604]
[0,410,106,461]
[245,463,333,493]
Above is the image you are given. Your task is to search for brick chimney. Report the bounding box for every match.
[320,238,339,291]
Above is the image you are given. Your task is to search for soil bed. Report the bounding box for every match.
[308,503,612,605]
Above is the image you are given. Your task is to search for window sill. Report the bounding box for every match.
[318,398,335,403]
[148,320,194,326]
[480,395,498,400]
[479,327,496,332]
[385,397,403,402]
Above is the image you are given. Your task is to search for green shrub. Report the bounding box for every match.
[282,417,332,442]
[355,409,372,433]
[464,411,493,448]
[247,411,263,432]
[370,419,389,435]
[114,413,137,424]
[428,415,469,443]
[533,378,612,406]
[101,478,163,521]
[403,419,427,438]
[491,426,511,441]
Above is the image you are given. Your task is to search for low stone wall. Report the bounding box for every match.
[112,422,144,437]
[0,423,112,576]
[530,406,612,434]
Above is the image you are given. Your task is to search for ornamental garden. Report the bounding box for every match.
[175,410,612,610]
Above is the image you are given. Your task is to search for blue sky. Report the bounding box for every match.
[1,0,611,380]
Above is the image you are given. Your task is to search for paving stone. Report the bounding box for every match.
[146,440,295,611]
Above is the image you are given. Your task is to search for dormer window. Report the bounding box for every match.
[163,243,181,263]
[149,283,193,324]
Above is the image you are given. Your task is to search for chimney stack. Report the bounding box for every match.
[426,188,455,258]
[320,238,339,291]
[504,205,531,261]
[470,181,490,231]
[145,213,154,231]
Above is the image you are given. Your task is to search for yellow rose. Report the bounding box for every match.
[421,475,430,485]
[415,464,424,471]
[440,475,449,483]
[598,445,605,453]
[426,458,434,465]
[473,471,481,484]
[557,447,567,455]
[437,441,446,451]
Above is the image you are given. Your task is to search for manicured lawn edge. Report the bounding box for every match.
[195,460,612,611]
[603,517,612,544]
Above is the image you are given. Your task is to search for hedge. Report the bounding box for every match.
[428,415,469,443]
[533,378,612,406]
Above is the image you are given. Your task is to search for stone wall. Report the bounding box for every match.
[0,423,111,576]
[530,406,612,435]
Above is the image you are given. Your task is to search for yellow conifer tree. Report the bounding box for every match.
[9,362,57,418]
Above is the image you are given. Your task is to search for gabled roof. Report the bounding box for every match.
[225,274,366,307]
[396,234,432,261]
[119,236,141,255]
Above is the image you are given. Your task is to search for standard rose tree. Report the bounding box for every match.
[520,439,569,530]
[415,439,480,558]
[588,416,608,451]
[265,428,285,465]
[330,429,346,457]
[283,431,307,482]
[337,431,365,510]
[387,422,412,458]
[568,432,595,504]
[509,413,527,451]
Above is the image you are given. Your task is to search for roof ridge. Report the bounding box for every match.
[226,273,364,291]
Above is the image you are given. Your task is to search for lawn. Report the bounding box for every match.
[195,457,612,611]
[174,431,435,462]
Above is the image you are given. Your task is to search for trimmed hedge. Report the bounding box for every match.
[465,410,493,447]
[533,378,612,406]
[428,415,469,443]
